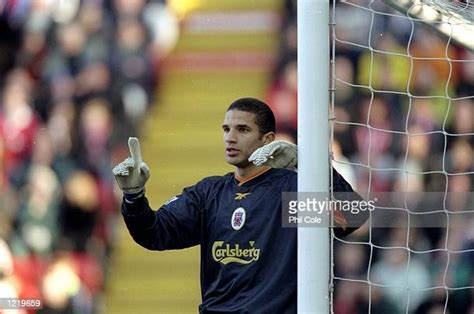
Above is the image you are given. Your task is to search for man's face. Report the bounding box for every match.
[222,110,267,168]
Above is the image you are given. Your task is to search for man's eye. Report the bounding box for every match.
[240,128,249,133]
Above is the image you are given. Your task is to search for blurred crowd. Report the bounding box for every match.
[269,0,473,313]
[0,0,176,312]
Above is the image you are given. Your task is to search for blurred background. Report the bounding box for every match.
[0,0,472,313]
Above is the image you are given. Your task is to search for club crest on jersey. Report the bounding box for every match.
[231,207,246,230]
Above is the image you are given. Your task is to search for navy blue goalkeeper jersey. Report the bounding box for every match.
[121,167,361,313]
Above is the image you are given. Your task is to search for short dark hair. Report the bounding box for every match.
[226,97,276,134]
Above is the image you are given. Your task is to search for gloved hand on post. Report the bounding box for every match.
[249,140,297,169]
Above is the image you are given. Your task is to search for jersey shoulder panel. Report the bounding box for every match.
[262,168,297,192]
[189,172,234,200]
[268,168,297,181]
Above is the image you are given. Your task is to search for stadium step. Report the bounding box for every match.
[104,2,281,313]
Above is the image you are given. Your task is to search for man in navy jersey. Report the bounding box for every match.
[113,97,366,313]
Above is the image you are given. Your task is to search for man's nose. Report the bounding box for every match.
[225,129,237,143]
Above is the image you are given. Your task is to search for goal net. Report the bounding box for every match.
[330,0,474,313]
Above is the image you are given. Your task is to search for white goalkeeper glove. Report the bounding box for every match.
[249,140,297,169]
[112,137,150,194]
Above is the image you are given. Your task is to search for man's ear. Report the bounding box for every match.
[262,132,276,145]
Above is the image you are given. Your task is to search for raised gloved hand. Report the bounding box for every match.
[249,140,297,169]
[112,137,150,194]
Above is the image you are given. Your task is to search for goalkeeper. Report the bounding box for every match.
[113,97,367,313]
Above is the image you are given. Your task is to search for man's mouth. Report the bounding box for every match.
[226,148,239,157]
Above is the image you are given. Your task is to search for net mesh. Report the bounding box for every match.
[330,0,474,313]
[426,0,474,21]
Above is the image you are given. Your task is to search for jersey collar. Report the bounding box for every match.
[234,166,272,187]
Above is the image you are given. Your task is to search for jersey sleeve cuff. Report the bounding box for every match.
[123,189,145,203]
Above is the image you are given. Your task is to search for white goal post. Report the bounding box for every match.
[297,0,330,313]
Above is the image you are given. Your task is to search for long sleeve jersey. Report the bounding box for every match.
[122,167,365,313]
